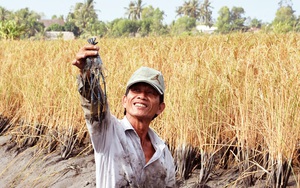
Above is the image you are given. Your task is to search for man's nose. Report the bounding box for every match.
[137,91,147,99]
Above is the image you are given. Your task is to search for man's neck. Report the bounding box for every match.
[125,115,156,163]
[126,115,151,142]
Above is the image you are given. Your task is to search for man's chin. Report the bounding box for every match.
[130,113,153,121]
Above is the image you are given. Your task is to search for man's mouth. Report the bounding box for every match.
[134,103,147,107]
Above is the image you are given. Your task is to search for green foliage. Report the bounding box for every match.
[91,21,108,37]
[0,7,44,39]
[67,0,99,35]
[65,13,80,36]
[250,18,262,28]
[0,20,25,39]
[0,6,12,21]
[3,0,300,39]
[64,0,103,38]
[216,6,231,33]
[11,8,44,39]
[80,20,108,38]
[176,0,201,19]
[272,6,297,33]
[216,6,246,33]
[46,23,65,31]
[176,0,213,26]
[64,21,80,37]
[108,18,140,37]
[139,6,168,36]
[296,16,300,32]
[231,7,246,30]
[170,16,196,36]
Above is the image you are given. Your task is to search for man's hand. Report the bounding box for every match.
[72,44,100,72]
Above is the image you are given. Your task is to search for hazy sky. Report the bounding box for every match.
[1,0,300,24]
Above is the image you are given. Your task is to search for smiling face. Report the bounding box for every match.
[122,83,165,122]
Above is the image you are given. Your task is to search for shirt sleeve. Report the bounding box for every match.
[165,148,176,187]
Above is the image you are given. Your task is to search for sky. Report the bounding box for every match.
[1,0,300,24]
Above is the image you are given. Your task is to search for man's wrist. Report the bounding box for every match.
[79,69,84,75]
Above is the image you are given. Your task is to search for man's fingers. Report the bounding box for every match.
[75,53,86,61]
[82,44,99,51]
[72,59,84,70]
[72,59,80,66]
[76,51,98,60]
[72,44,99,69]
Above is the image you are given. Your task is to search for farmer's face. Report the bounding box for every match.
[122,83,165,121]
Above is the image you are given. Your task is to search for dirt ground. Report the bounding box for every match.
[0,135,299,188]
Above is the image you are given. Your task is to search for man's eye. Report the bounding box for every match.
[147,90,157,96]
[131,88,139,92]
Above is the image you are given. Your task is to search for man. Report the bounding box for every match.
[72,44,176,188]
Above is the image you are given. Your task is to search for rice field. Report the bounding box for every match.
[1,33,299,187]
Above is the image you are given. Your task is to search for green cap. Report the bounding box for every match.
[126,66,165,95]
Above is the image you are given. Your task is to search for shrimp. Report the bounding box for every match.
[82,37,107,124]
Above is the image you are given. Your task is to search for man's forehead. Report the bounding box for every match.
[130,82,155,89]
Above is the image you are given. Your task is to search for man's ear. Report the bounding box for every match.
[156,102,165,116]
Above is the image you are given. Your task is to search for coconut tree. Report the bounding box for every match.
[125,1,137,20]
[69,0,99,35]
[135,0,144,19]
[199,0,213,27]
[176,1,189,17]
[278,0,293,7]
[189,0,201,19]
[73,0,98,29]
[0,6,11,21]
[125,0,145,20]
[176,0,201,20]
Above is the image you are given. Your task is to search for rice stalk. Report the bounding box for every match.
[268,156,292,188]
[174,144,200,181]
[59,126,80,159]
[0,115,10,135]
[197,149,215,186]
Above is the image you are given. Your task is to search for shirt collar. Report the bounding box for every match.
[121,116,135,131]
[121,116,166,150]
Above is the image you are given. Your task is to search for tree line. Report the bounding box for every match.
[0,0,300,39]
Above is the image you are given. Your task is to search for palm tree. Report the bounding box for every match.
[189,0,201,19]
[176,1,189,17]
[199,0,213,26]
[125,0,145,20]
[278,0,293,7]
[176,0,201,20]
[0,6,11,21]
[72,0,98,33]
[135,0,144,19]
[125,1,137,20]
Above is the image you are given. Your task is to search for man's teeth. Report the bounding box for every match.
[135,103,146,107]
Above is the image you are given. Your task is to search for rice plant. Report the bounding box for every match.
[0,33,299,187]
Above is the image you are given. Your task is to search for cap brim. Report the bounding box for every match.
[126,80,163,95]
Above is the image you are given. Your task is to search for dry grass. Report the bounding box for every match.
[0,33,300,187]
